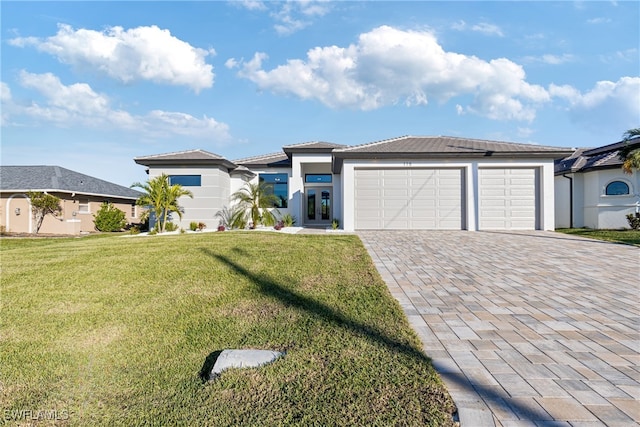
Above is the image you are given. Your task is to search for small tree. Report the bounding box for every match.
[27,191,62,234]
[131,174,193,233]
[231,182,280,228]
[94,202,127,232]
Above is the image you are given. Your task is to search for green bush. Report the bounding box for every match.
[94,202,127,232]
[626,213,640,230]
[189,221,198,231]
[164,222,179,232]
[281,213,296,227]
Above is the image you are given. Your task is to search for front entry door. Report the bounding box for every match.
[306,188,331,224]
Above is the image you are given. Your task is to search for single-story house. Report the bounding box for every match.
[555,138,640,229]
[134,135,573,232]
[0,165,142,234]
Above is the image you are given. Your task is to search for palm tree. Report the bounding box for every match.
[231,181,280,228]
[619,128,640,174]
[131,174,193,232]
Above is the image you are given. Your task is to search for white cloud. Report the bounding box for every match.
[471,23,504,37]
[599,48,638,64]
[238,0,332,35]
[234,0,268,11]
[2,72,231,140]
[9,24,215,92]
[523,53,576,65]
[587,17,612,24]
[225,58,239,69]
[451,20,504,37]
[550,77,640,130]
[233,25,549,121]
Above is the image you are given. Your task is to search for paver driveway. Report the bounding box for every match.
[358,230,639,427]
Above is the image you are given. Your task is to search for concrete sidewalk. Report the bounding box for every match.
[358,230,639,427]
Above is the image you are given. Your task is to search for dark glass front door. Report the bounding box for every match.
[306,188,331,223]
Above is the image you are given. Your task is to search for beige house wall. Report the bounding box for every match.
[1,192,139,235]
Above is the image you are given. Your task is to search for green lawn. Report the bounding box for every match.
[0,232,455,426]
[555,228,640,247]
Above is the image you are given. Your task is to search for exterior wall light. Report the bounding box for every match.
[15,208,20,215]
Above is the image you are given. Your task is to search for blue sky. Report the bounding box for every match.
[1,1,639,187]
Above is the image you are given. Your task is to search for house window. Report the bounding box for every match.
[78,201,90,213]
[305,174,332,183]
[169,175,201,186]
[259,173,288,208]
[605,181,630,196]
[131,205,136,218]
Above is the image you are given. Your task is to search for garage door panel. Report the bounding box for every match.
[479,168,537,230]
[355,168,463,230]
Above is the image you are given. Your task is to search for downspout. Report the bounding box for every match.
[562,174,573,228]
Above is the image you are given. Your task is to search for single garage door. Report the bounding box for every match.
[479,168,538,230]
[354,168,463,230]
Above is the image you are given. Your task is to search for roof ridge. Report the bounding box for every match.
[134,148,220,159]
[233,151,286,163]
[336,135,410,152]
[283,141,346,148]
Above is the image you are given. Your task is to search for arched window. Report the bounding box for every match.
[605,181,630,196]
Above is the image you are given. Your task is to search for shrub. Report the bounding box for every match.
[164,222,179,232]
[189,221,198,231]
[94,202,127,232]
[215,205,244,229]
[331,218,340,230]
[197,222,206,231]
[626,213,640,230]
[281,213,296,227]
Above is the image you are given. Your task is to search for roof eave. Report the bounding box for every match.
[134,158,238,170]
[0,188,141,200]
[332,150,575,173]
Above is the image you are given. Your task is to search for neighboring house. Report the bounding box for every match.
[555,138,640,229]
[0,166,142,234]
[135,136,573,232]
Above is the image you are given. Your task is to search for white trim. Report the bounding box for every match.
[5,194,32,233]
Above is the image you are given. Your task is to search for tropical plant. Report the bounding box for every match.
[281,213,296,227]
[27,191,62,234]
[214,205,245,229]
[93,202,127,232]
[131,174,193,233]
[619,128,640,174]
[331,218,340,230]
[164,222,180,232]
[626,213,640,230]
[231,182,280,228]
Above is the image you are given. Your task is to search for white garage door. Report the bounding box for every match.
[354,168,463,230]
[479,168,538,230]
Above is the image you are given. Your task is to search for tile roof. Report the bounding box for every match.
[233,152,290,167]
[134,149,226,162]
[0,166,142,199]
[555,138,640,174]
[134,148,238,170]
[283,141,347,150]
[334,135,572,155]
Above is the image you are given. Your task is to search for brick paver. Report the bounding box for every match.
[357,230,639,426]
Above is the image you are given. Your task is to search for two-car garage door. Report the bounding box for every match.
[354,168,463,230]
[353,167,539,230]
